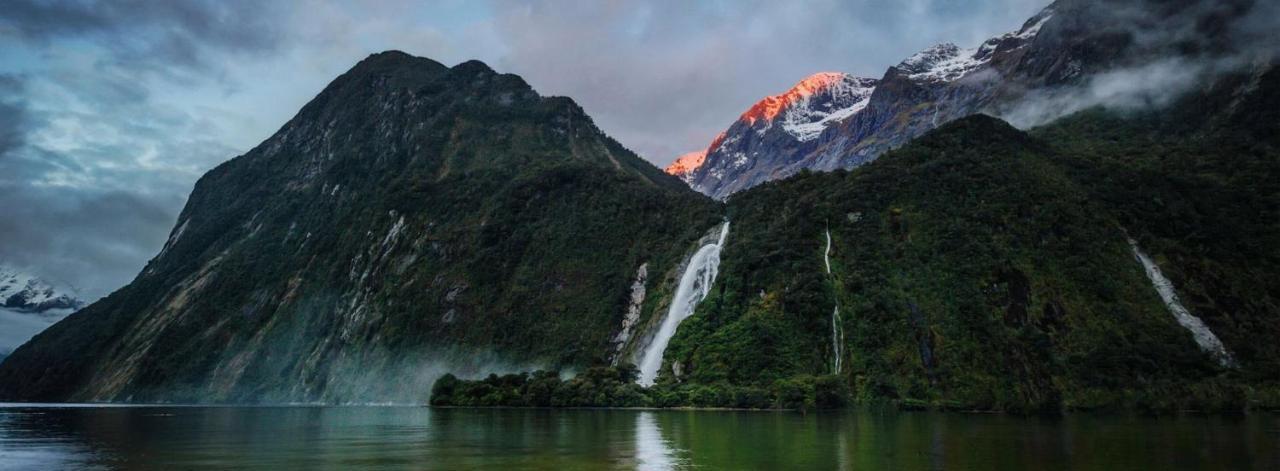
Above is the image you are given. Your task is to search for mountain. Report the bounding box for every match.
[0,51,720,403]
[676,0,1272,199]
[435,55,1280,412]
[0,265,84,313]
[656,55,1280,411]
[435,61,1280,412]
[673,72,877,199]
[0,265,85,363]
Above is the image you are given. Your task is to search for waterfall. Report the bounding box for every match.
[636,221,730,386]
[1128,238,1236,367]
[825,229,845,374]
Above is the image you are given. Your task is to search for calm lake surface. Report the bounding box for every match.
[0,404,1276,470]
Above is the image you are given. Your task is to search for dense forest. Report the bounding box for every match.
[434,65,1280,413]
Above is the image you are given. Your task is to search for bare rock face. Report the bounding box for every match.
[609,263,648,364]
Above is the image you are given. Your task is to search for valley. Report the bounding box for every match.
[0,0,1276,416]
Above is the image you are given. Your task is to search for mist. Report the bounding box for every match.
[1000,0,1279,129]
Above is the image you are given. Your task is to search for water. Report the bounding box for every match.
[824,229,844,374]
[636,221,730,386]
[1,404,1276,470]
[1127,238,1235,367]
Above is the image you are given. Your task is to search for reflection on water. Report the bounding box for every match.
[634,412,684,470]
[0,403,1277,470]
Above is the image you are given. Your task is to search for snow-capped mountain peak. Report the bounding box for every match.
[675,3,1066,199]
[740,72,845,126]
[0,265,85,313]
[898,8,1054,84]
[737,72,878,141]
[895,42,990,82]
[664,149,708,183]
[780,74,878,142]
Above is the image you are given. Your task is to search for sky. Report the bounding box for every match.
[0,0,1050,299]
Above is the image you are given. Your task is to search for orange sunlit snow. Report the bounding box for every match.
[739,72,846,125]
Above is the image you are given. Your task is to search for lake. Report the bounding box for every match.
[0,404,1276,469]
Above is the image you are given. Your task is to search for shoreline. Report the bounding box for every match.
[7,401,1273,417]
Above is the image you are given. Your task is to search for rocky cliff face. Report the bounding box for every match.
[0,51,720,403]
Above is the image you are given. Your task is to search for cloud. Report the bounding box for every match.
[0,99,28,158]
[0,0,284,81]
[1000,59,1207,129]
[998,0,1280,129]
[0,2,278,298]
[0,185,177,299]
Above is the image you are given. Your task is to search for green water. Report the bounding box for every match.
[0,404,1276,470]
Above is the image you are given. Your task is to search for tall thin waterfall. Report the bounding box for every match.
[636,221,730,386]
[1128,238,1236,367]
[825,229,845,374]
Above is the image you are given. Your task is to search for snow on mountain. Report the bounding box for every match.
[780,74,878,141]
[680,4,1062,199]
[0,265,84,312]
[898,9,1054,83]
[664,149,709,184]
[896,43,989,82]
[0,264,85,361]
[736,72,878,141]
[668,73,877,198]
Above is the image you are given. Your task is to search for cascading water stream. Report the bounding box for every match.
[1128,238,1235,367]
[825,229,845,374]
[636,221,730,386]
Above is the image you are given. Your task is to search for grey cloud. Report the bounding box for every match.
[1,0,284,80]
[0,185,178,298]
[0,47,243,299]
[0,75,30,157]
[0,101,27,158]
[1001,59,1207,129]
[1000,0,1279,129]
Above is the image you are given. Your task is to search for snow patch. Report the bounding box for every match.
[897,43,991,82]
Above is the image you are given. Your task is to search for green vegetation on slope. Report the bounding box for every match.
[432,80,1279,413]
[653,115,1239,413]
[1032,65,1280,405]
[429,364,848,411]
[0,52,721,403]
[637,64,1280,413]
